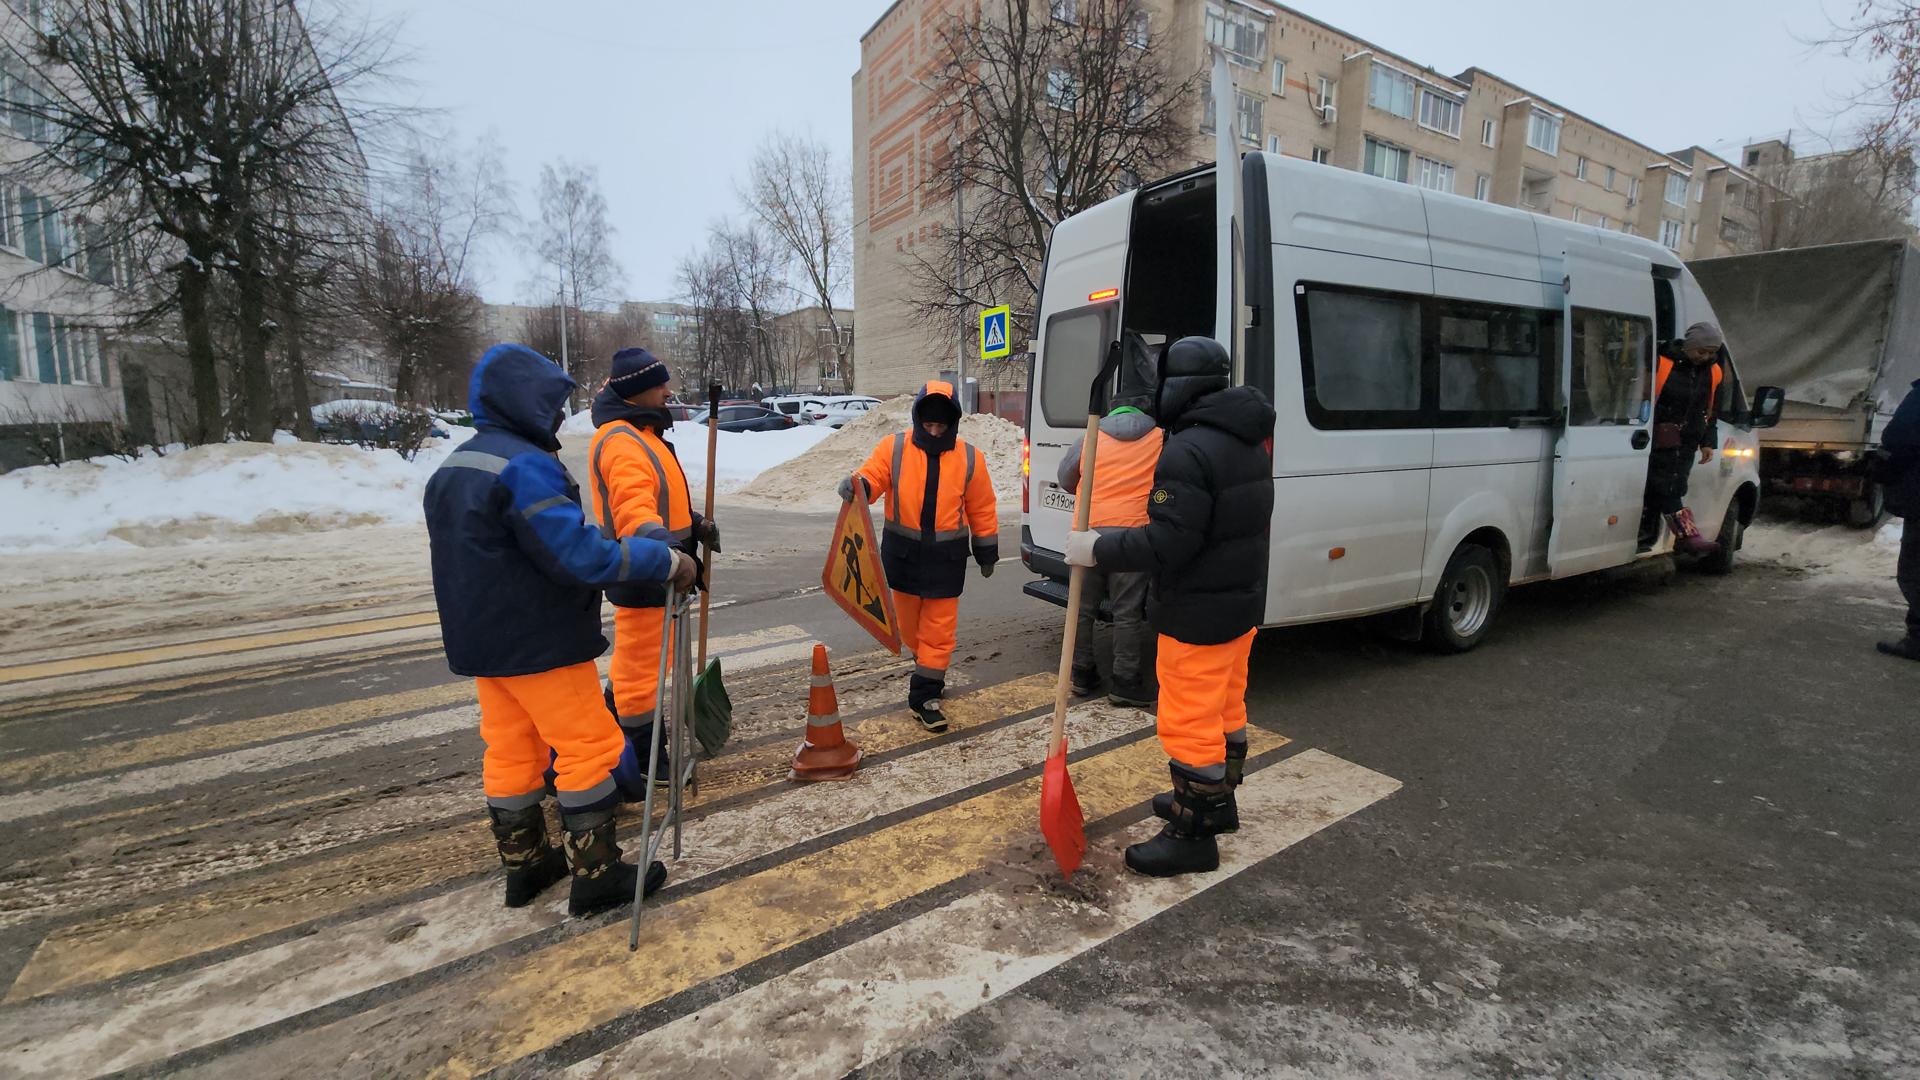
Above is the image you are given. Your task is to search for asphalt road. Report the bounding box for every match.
[0,514,1913,1077]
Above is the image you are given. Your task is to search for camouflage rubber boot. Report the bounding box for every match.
[487,804,568,909]
[1152,740,1242,834]
[560,808,664,918]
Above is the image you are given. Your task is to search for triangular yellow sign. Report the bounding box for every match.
[822,481,902,653]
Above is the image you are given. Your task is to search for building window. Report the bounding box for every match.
[1475,173,1491,200]
[1050,0,1076,24]
[1659,218,1683,249]
[1125,8,1148,47]
[1628,176,1641,205]
[1369,63,1415,119]
[1317,76,1336,108]
[1746,148,1762,167]
[1694,178,1705,203]
[1664,173,1687,205]
[1481,118,1496,147]
[1523,175,1552,212]
[1417,89,1463,138]
[1271,58,1287,96]
[1415,156,1455,193]
[1689,221,1699,243]
[1047,66,1077,110]
[1204,2,1266,68]
[1311,146,1331,165]
[0,185,17,250]
[1604,165,1616,192]
[1576,156,1589,181]
[0,306,17,382]
[1364,137,1410,183]
[1267,134,1282,155]
[1526,110,1560,155]
[1236,90,1262,145]
[1596,214,1610,229]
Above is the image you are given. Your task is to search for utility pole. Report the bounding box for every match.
[952,129,967,412]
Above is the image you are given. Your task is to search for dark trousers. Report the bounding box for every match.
[1901,522,1920,640]
[1073,567,1154,696]
[1644,448,1693,516]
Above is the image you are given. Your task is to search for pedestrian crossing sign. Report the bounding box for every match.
[979,305,1011,360]
[821,480,902,653]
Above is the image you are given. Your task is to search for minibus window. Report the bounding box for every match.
[1567,309,1652,425]
[1435,303,1554,424]
[1298,285,1424,429]
[1040,305,1114,428]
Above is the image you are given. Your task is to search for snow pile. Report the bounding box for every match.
[554,419,834,498]
[735,394,1024,511]
[0,431,474,551]
[1743,518,1904,580]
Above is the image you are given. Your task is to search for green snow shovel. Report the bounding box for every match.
[692,382,733,758]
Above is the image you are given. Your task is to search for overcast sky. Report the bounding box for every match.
[357,0,1868,306]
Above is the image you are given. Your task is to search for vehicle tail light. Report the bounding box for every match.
[1022,438,1030,514]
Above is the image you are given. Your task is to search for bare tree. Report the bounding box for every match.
[907,0,1195,343]
[1826,3,1920,150]
[361,133,510,408]
[1756,128,1918,249]
[675,242,745,393]
[4,0,396,443]
[528,159,623,399]
[743,131,854,389]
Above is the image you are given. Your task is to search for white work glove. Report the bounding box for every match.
[1063,529,1099,568]
[668,548,698,590]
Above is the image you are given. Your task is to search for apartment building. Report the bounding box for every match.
[0,3,135,462]
[853,0,1783,396]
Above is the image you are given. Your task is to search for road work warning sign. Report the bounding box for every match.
[822,481,902,653]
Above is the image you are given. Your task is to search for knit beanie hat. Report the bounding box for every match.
[608,347,670,396]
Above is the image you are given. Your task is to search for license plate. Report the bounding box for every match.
[1041,489,1075,512]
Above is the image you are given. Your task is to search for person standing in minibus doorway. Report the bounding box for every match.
[838,380,999,731]
[1064,337,1275,877]
[1646,321,1726,557]
[1874,378,1920,661]
[1057,337,1165,708]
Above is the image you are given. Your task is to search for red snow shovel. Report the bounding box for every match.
[1041,347,1122,879]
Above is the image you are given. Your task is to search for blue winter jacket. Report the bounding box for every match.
[1883,378,1920,519]
[425,344,675,677]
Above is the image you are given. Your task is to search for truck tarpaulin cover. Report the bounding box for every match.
[1690,238,1920,415]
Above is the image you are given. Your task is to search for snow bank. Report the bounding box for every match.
[0,430,474,551]
[553,418,834,498]
[734,395,1024,512]
[1743,518,1903,580]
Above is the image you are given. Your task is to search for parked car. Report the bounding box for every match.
[764,394,881,428]
[816,396,881,428]
[661,401,697,422]
[762,396,831,425]
[688,404,799,432]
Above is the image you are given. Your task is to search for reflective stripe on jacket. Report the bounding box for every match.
[589,419,694,608]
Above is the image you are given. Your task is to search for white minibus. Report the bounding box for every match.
[1021,149,1784,651]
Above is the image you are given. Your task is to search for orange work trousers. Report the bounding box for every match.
[893,591,959,678]
[476,660,626,813]
[610,604,672,726]
[1154,629,1256,769]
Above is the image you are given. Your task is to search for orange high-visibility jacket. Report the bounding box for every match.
[854,382,998,599]
[589,418,694,607]
[1655,355,1723,416]
[1062,421,1166,529]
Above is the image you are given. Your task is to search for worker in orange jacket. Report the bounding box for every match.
[1645,322,1726,556]
[587,348,720,774]
[838,381,998,731]
[1056,341,1164,707]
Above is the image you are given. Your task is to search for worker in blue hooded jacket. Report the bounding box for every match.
[425,343,697,918]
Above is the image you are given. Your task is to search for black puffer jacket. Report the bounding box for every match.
[1095,367,1275,645]
[1881,378,1920,518]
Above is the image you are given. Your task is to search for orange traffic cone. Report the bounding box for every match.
[790,644,863,782]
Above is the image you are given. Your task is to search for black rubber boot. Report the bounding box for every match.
[561,808,666,917]
[1069,666,1101,697]
[910,697,949,733]
[1152,741,1243,834]
[1126,764,1230,878]
[1878,637,1920,661]
[487,804,568,908]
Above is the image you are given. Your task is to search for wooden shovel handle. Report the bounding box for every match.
[697,383,720,667]
[1049,345,1122,752]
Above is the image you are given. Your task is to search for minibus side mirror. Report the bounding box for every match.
[1748,386,1785,429]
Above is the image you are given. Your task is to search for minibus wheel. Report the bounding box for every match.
[1423,544,1505,653]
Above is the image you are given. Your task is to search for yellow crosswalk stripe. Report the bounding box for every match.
[4,673,1058,1001]
[206,729,1286,1078]
[0,612,442,684]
